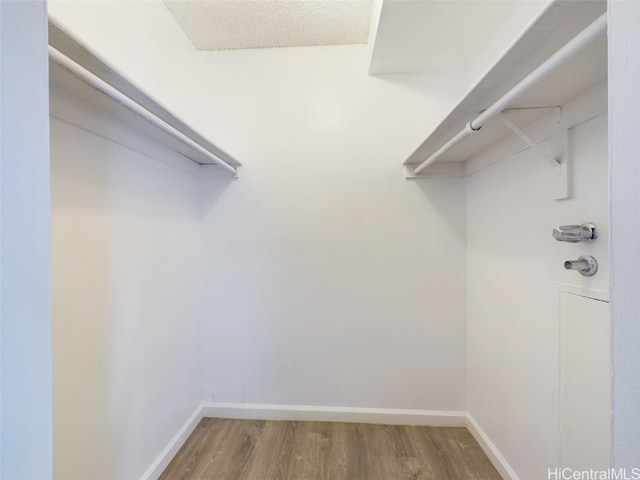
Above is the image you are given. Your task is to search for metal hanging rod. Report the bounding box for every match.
[49,46,239,177]
[414,12,607,175]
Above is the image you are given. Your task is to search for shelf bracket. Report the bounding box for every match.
[498,112,560,167]
[500,109,570,200]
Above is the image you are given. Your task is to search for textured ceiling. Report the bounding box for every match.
[164,1,373,50]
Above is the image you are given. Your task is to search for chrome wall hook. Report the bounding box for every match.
[553,223,597,243]
[564,255,598,276]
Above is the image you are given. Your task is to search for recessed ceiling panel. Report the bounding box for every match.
[164,0,373,50]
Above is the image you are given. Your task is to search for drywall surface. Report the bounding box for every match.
[49,0,468,413]
[50,93,203,480]
[198,45,467,410]
[466,110,609,479]
[368,0,548,75]
[0,1,52,478]
[462,1,551,86]
[0,1,2,472]
[47,0,464,167]
[609,0,640,468]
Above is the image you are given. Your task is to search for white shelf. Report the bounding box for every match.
[404,1,607,177]
[48,19,240,177]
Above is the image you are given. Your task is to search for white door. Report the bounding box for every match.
[560,292,610,470]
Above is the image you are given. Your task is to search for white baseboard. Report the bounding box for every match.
[139,403,205,480]
[201,402,466,427]
[466,413,520,480]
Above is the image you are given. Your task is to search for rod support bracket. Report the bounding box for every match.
[500,108,570,200]
[498,111,561,167]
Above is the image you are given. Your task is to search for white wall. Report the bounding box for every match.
[196,46,467,410]
[50,0,469,413]
[0,1,52,478]
[47,0,464,168]
[466,91,609,479]
[609,0,640,468]
[0,0,2,471]
[50,92,203,480]
[367,0,548,76]
[463,1,550,87]
[200,178,465,409]
[44,2,640,479]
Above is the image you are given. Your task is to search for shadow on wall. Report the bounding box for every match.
[200,176,236,215]
[411,178,467,246]
[51,120,122,477]
[50,115,230,480]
